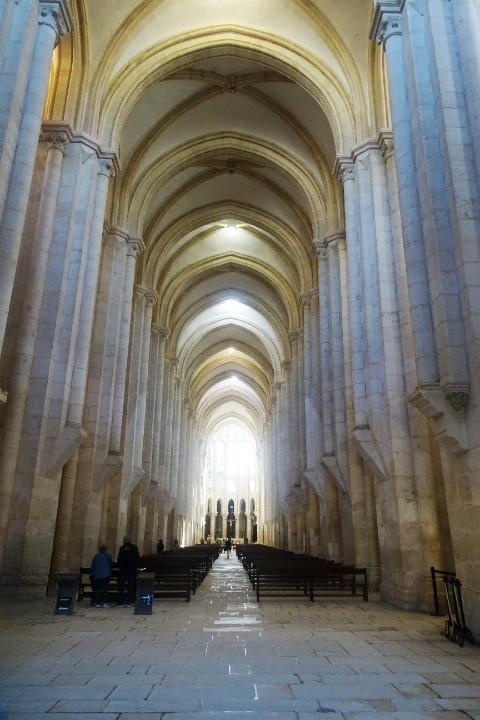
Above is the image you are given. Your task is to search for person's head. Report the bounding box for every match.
[123,536,130,544]
[100,544,107,552]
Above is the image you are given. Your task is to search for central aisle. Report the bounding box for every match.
[0,553,479,718]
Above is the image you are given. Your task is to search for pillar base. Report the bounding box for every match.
[379,569,431,611]
[0,572,50,600]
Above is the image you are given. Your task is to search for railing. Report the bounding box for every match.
[430,565,455,616]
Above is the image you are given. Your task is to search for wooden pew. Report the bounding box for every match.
[237,545,368,602]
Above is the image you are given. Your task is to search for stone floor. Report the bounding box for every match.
[0,554,479,719]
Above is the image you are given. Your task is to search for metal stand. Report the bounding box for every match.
[134,572,154,615]
[441,576,475,647]
[54,573,79,615]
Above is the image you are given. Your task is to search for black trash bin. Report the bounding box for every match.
[54,573,79,615]
[134,572,154,615]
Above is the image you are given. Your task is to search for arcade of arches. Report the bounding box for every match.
[1,0,480,631]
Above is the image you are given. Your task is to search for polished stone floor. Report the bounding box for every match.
[0,554,479,719]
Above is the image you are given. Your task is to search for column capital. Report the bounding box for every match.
[312,240,328,261]
[281,360,291,375]
[40,122,72,153]
[333,156,354,183]
[152,325,170,340]
[145,291,158,308]
[39,0,73,40]
[352,138,381,160]
[98,151,120,179]
[289,331,298,346]
[325,231,346,250]
[299,293,311,309]
[102,225,130,247]
[127,236,145,257]
[378,129,394,161]
[370,2,403,47]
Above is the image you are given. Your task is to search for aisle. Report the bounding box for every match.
[0,553,479,719]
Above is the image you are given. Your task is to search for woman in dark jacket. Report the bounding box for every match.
[90,544,113,607]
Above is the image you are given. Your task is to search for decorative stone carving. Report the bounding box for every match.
[333,156,354,183]
[378,129,395,161]
[39,128,71,154]
[408,384,469,455]
[440,382,470,411]
[39,1,73,39]
[370,4,403,47]
[127,236,144,258]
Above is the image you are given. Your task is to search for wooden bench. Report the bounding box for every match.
[78,565,120,603]
[140,549,219,602]
[237,545,368,602]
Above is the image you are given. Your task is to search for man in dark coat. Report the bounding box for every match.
[90,544,113,607]
[116,536,140,606]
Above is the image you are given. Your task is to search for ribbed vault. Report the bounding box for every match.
[47,0,382,543]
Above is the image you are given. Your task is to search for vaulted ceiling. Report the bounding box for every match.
[54,0,385,449]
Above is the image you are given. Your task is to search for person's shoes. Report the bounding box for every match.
[124,603,131,607]
[95,604,101,607]
[102,603,110,608]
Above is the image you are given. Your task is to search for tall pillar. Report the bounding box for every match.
[0,137,114,596]
[371,5,438,388]
[122,287,156,500]
[288,332,300,486]
[0,1,72,367]
[110,238,143,454]
[170,376,184,503]
[67,226,129,569]
[451,0,480,184]
[332,163,368,426]
[0,127,68,555]
[66,154,117,428]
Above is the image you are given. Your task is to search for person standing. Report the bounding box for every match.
[225,537,232,559]
[156,538,165,553]
[116,536,140,607]
[90,544,113,608]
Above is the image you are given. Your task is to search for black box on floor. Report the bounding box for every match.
[54,573,79,615]
[134,572,154,615]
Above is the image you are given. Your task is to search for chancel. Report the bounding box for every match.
[1,0,480,640]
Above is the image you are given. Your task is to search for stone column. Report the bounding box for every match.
[67,226,129,568]
[170,376,184,503]
[296,326,306,480]
[401,5,469,405]
[122,287,156,499]
[0,138,105,595]
[162,357,178,502]
[326,233,348,479]
[145,326,168,497]
[314,243,334,453]
[288,332,300,489]
[0,127,68,553]
[87,227,130,489]
[333,161,368,426]
[110,238,143,454]
[371,5,438,388]
[451,0,480,183]
[0,1,72,365]
[301,293,319,523]
[66,154,117,428]
[327,232,354,561]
